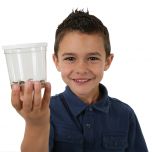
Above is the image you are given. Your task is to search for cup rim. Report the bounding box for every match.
[2,42,47,53]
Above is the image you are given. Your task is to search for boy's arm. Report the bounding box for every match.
[11,81,51,152]
[127,110,148,152]
[21,122,50,152]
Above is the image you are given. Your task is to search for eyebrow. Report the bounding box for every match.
[62,53,76,56]
[62,51,102,57]
[87,52,102,56]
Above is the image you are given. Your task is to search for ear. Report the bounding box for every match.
[52,54,61,72]
[104,54,114,71]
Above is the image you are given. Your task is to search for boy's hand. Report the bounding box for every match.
[11,81,51,126]
[11,81,51,152]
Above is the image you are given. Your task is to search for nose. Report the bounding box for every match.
[75,61,89,75]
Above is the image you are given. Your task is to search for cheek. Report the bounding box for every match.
[91,65,105,78]
[60,67,71,77]
[91,64,105,72]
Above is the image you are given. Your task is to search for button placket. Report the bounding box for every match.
[86,123,91,128]
[83,107,95,144]
[88,107,93,112]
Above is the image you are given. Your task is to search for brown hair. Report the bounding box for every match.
[54,9,111,57]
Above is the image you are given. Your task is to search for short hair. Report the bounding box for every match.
[54,9,111,57]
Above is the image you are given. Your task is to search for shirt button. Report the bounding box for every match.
[86,123,91,128]
[88,107,93,111]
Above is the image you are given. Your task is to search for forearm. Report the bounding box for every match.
[21,123,50,152]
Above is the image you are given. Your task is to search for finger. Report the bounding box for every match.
[42,82,51,109]
[33,81,42,112]
[11,84,22,111]
[20,84,25,101]
[22,81,34,112]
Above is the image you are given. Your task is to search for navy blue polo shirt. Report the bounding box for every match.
[49,84,148,152]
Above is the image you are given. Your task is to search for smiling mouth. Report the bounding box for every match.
[72,79,91,84]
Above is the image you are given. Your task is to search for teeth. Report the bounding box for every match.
[74,79,88,83]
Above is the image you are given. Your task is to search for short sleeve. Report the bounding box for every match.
[127,110,148,151]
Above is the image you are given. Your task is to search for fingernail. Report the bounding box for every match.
[46,82,51,88]
[27,80,33,85]
[12,84,19,91]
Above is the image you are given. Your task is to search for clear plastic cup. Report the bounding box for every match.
[3,42,47,86]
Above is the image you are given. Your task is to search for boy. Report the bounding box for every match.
[11,10,148,152]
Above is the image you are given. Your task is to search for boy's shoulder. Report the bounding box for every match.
[50,93,135,114]
[108,96,135,115]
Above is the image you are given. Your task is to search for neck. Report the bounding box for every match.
[78,89,100,105]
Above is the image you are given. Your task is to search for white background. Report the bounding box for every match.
[0,0,151,151]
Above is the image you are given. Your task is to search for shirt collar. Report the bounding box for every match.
[62,83,110,116]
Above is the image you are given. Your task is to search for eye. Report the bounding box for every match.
[88,57,99,61]
[64,57,76,63]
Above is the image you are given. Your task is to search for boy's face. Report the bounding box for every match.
[53,31,113,103]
